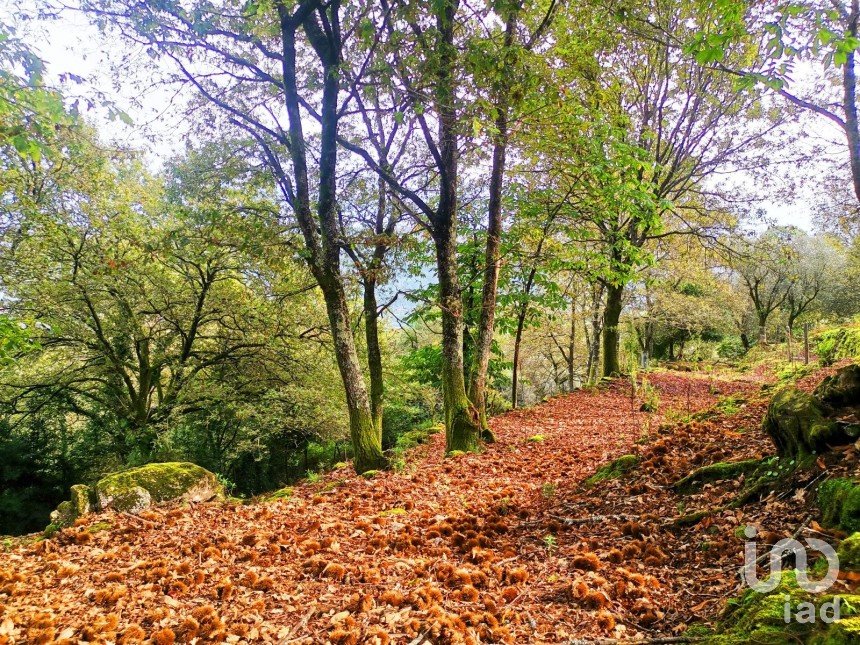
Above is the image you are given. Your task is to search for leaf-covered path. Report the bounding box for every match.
[1,372,775,644]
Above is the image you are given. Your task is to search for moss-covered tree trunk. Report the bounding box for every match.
[363,276,384,435]
[602,284,624,377]
[435,225,481,453]
[431,0,481,454]
[278,5,386,473]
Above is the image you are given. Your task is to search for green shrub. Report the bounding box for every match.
[816,326,860,365]
[717,336,747,360]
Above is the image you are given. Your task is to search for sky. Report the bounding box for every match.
[3,1,849,234]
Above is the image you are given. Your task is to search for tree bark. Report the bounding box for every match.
[363,277,384,434]
[278,3,386,473]
[435,227,480,453]
[585,283,604,384]
[844,2,860,203]
[511,304,527,409]
[757,311,769,345]
[568,296,576,392]
[433,0,480,453]
[602,283,624,377]
[467,14,514,441]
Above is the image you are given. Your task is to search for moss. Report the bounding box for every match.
[810,616,860,645]
[360,469,381,479]
[379,508,407,517]
[814,364,860,409]
[266,487,294,502]
[762,387,838,457]
[713,570,860,644]
[838,533,860,572]
[584,454,640,487]
[527,434,545,443]
[446,450,466,458]
[332,462,348,469]
[816,326,860,366]
[50,500,75,528]
[673,459,762,494]
[70,484,92,516]
[818,478,860,533]
[777,363,817,384]
[716,395,746,415]
[87,521,112,534]
[95,462,223,513]
[43,523,60,538]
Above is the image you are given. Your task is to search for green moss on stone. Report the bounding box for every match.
[816,326,860,366]
[810,615,860,645]
[95,462,223,513]
[819,478,860,533]
[70,484,92,516]
[763,387,838,457]
[813,364,860,408]
[527,434,545,443]
[584,454,640,487]
[838,533,860,572]
[673,459,762,494]
[713,571,860,644]
[361,469,381,478]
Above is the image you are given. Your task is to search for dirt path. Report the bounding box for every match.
[0,372,765,644]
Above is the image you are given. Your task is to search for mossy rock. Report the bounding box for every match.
[360,469,381,479]
[810,616,860,644]
[584,454,640,487]
[816,326,860,366]
[48,483,93,529]
[712,570,860,644]
[818,478,860,533]
[446,450,466,459]
[837,533,860,572]
[814,364,860,409]
[762,387,841,457]
[95,462,224,513]
[673,459,762,494]
[527,434,545,443]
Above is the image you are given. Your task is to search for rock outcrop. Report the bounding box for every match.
[48,462,223,532]
[763,364,860,458]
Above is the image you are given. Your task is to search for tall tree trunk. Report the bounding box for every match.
[511,305,528,409]
[433,0,480,453]
[602,284,624,377]
[585,284,603,384]
[435,228,480,453]
[467,14,513,440]
[568,296,576,392]
[363,277,384,434]
[757,311,769,345]
[278,4,386,473]
[844,2,860,203]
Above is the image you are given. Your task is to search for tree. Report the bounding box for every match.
[334,0,486,452]
[0,136,328,460]
[519,0,778,376]
[726,228,794,344]
[684,0,860,214]
[82,0,388,472]
[782,231,844,330]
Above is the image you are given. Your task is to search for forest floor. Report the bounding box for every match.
[1,363,858,644]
